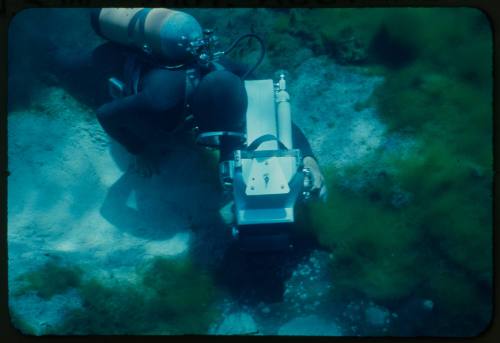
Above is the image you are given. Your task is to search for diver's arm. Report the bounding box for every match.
[292,123,316,161]
[292,123,326,198]
[96,68,186,155]
[50,42,129,108]
[96,93,151,155]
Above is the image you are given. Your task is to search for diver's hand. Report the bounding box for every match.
[219,200,235,225]
[303,156,328,202]
[129,148,160,178]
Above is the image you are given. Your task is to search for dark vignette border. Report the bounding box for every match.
[0,0,498,342]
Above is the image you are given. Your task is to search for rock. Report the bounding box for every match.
[422,299,434,311]
[278,315,342,336]
[9,289,82,335]
[334,29,368,64]
[390,187,413,208]
[283,250,333,315]
[211,312,258,335]
[364,305,390,327]
[289,56,386,168]
[392,297,438,336]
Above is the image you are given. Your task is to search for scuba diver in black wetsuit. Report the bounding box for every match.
[45,7,329,252]
[76,8,325,194]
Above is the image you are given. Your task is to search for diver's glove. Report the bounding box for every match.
[303,156,328,202]
[219,200,235,225]
[129,147,160,178]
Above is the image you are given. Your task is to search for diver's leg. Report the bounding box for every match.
[292,122,325,197]
[51,42,128,107]
[52,42,125,80]
[96,91,160,155]
[96,67,187,151]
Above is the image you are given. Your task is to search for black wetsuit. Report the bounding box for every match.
[64,42,315,161]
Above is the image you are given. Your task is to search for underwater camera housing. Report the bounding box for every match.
[197,73,315,252]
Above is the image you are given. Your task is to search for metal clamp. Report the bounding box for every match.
[302,167,314,200]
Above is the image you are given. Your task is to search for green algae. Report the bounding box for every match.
[140,257,218,329]
[13,261,82,300]
[8,7,493,336]
[291,10,492,333]
[12,257,219,335]
[9,308,38,335]
[304,172,424,303]
[57,279,149,334]
[302,142,491,333]
[55,256,219,335]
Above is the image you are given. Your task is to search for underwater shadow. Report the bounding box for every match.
[100,170,176,240]
[102,139,224,241]
[215,231,321,304]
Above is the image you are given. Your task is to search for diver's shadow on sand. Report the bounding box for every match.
[100,140,182,240]
[102,139,224,241]
[100,170,174,240]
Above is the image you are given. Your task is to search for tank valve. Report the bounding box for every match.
[187,27,224,66]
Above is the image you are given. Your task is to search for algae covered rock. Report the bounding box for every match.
[283,250,334,315]
[278,315,342,336]
[288,56,385,168]
[364,304,390,327]
[211,312,258,335]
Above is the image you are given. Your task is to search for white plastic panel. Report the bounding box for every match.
[245,157,290,196]
[244,80,277,150]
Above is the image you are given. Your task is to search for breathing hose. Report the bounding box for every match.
[142,32,266,77]
[223,33,266,79]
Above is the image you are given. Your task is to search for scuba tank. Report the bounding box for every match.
[91,8,203,66]
[91,8,266,74]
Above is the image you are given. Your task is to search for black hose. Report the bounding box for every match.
[224,33,266,80]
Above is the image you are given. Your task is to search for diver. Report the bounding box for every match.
[54,8,325,193]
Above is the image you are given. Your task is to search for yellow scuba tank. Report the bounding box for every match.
[91,8,203,65]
